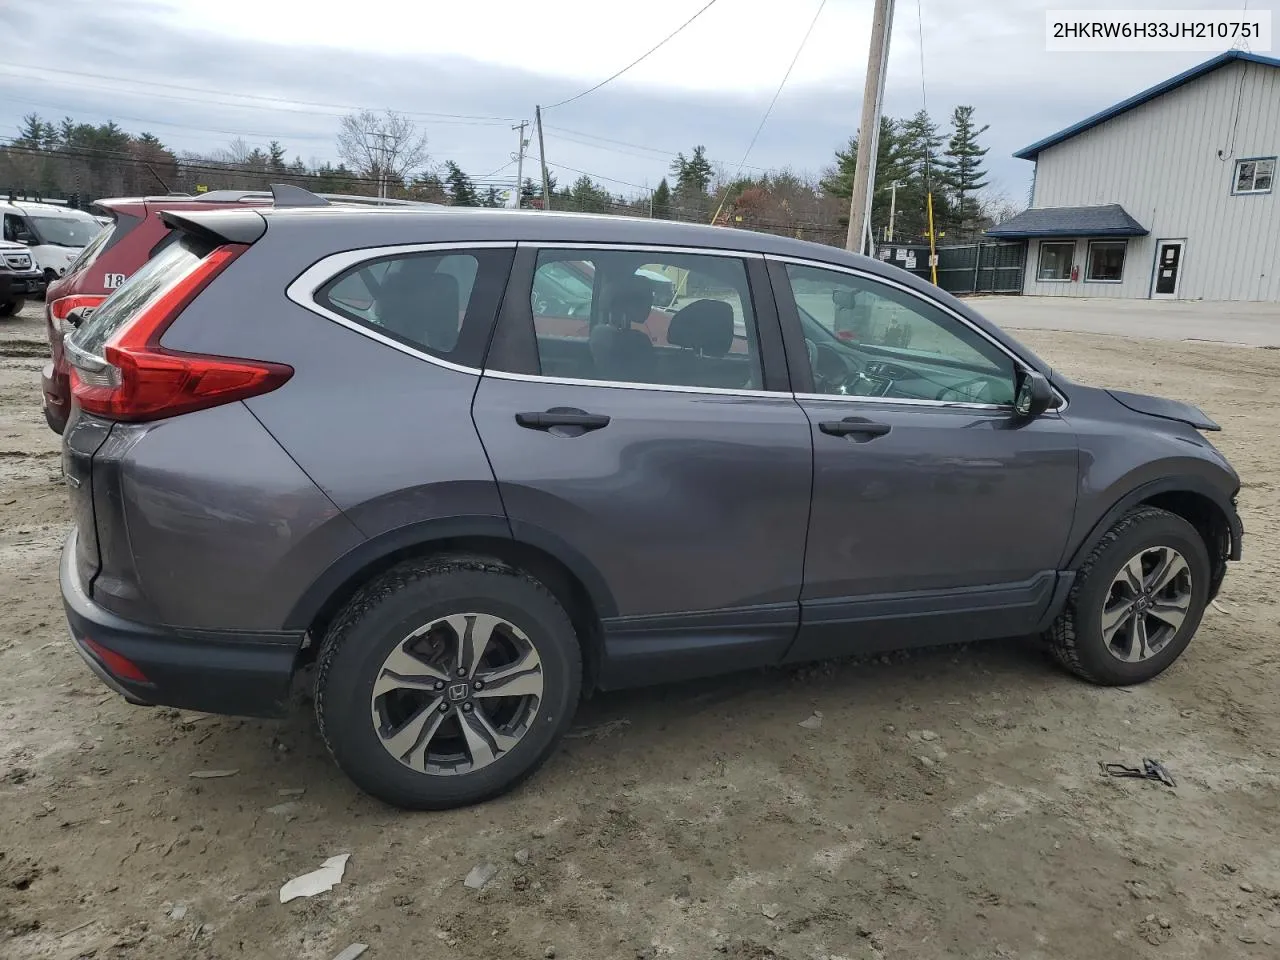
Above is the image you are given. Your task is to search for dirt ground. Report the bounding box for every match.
[2,301,1279,960]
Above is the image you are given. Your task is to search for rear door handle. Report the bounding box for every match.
[818,417,892,439]
[516,409,611,431]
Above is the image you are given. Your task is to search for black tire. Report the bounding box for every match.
[0,298,21,318]
[314,556,582,809]
[1046,506,1210,685]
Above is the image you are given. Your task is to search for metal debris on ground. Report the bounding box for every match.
[266,802,300,816]
[1100,759,1176,787]
[279,853,350,903]
[760,903,781,919]
[188,769,239,779]
[331,944,369,960]
[798,711,823,730]
[277,787,306,796]
[464,862,498,889]
[169,904,188,921]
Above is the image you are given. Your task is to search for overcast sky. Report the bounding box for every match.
[1,0,1275,202]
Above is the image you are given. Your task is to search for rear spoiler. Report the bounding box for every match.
[159,208,267,246]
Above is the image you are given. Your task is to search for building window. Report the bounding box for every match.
[1036,241,1075,281]
[1233,157,1275,195]
[1085,240,1126,282]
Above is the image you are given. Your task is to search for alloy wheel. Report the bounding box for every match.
[370,614,544,775]
[1100,545,1193,663]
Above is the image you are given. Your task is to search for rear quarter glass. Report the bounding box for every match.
[70,236,211,357]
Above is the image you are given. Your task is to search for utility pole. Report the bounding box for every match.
[845,0,896,254]
[887,179,900,242]
[512,121,528,209]
[535,106,551,211]
[374,131,392,200]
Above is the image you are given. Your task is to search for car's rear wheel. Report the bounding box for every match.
[314,557,582,809]
[1047,506,1210,685]
[0,298,22,318]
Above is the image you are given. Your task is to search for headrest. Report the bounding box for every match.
[604,276,653,328]
[668,299,734,357]
[377,267,460,351]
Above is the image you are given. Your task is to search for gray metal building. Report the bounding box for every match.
[989,50,1279,302]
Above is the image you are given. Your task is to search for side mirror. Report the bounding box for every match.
[1013,370,1053,419]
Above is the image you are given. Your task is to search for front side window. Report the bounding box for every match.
[1085,240,1126,282]
[3,214,32,243]
[1036,241,1075,281]
[516,248,763,391]
[781,263,1017,406]
[320,250,503,364]
[1233,157,1275,195]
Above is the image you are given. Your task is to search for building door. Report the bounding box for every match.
[1151,240,1185,299]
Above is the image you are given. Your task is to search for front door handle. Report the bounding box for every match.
[819,417,892,439]
[516,408,611,432]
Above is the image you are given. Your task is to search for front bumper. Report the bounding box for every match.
[60,530,303,717]
[1,269,46,299]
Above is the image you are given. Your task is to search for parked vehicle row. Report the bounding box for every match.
[2,199,103,284]
[59,186,1242,810]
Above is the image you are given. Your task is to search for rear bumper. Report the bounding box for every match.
[60,530,303,718]
[41,361,69,434]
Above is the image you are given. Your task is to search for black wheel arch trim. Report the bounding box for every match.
[1065,476,1242,571]
[283,514,619,631]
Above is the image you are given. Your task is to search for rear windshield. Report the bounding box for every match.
[64,220,116,273]
[70,237,208,357]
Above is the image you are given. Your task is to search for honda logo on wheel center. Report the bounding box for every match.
[447,683,469,702]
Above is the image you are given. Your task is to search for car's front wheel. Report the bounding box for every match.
[314,557,582,809]
[0,298,22,318]
[1047,506,1210,685]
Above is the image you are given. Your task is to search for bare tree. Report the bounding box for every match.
[978,187,1023,226]
[336,110,430,192]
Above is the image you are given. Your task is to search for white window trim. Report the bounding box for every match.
[1232,156,1276,196]
[1084,239,1127,284]
[1036,241,1076,283]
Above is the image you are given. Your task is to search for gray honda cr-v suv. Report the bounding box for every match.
[59,185,1242,809]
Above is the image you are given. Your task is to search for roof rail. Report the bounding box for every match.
[269,183,330,208]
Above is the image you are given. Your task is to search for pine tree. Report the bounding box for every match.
[894,109,952,241]
[17,113,45,148]
[821,116,908,237]
[443,161,477,206]
[939,105,990,230]
[478,186,506,208]
[519,177,539,208]
[651,178,672,219]
[268,140,288,174]
[670,146,713,218]
[670,145,713,195]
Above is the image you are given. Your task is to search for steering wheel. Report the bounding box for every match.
[807,338,866,394]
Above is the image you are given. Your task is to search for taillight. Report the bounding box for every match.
[69,244,293,422]
[51,294,107,322]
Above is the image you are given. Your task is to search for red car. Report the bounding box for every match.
[41,189,434,433]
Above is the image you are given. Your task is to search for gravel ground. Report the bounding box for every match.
[2,298,1279,960]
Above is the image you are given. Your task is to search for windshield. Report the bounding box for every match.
[29,216,99,248]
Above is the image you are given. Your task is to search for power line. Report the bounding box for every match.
[711,0,828,223]
[0,63,521,124]
[543,159,651,192]
[543,0,722,110]
[544,124,774,173]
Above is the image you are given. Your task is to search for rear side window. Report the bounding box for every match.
[70,237,209,356]
[317,249,511,368]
